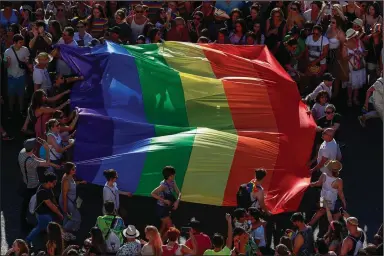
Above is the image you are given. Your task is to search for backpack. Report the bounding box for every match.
[236,182,262,209]
[29,186,45,214]
[162,243,179,256]
[105,216,121,253]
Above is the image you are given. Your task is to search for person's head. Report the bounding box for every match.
[234,208,247,222]
[315,238,328,255]
[315,90,330,105]
[197,36,209,43]
[103,169,118,182]
[35,8,44,20]
[368,2,380,18]
[248,207,261,222]
[279,236,293,252]
[149,28,161,43]
[89,227,105,245]
[20,5,32,20]
[193,11,203,26]
[255,168,267,182]
[233,227,250,245]
[92,4,104,18]
[290,212,305,228]
[114,10,125,24]
[346,217,359,232]
[104,200,115,215]
[285,37,298,53]
[322,128,335,142]
[234,19,246,34]
[364,243,378,255]
[52,73,65,87]
[246,32,256,45]
[43,171,57,188]
[107,26,120,40]
[324,104,336,120]
[326,160,342,177]
[312,25,323,40]
[55,3,65,18]
[143,22,154,38]
[352,18,364,32]
[253,22,262,34]
[47,222,64,246]
[35,20,46,32]
[134,5,144,18]
[166,227,181,242]
[136,35,145,44]
[330,17,341,30]
[374,234,383,246]
[217,28,228,43]
[250,4,260,19]
[275,244,292,255]
[270,8,284,22]
[12,239,29,255]
[329,220,343,241]
[323,73,335,86]
[158,8,166,20]
[63,162,76,176]
[12,34,24,50]
[311,1,322,11]
[331,4,344,18]
[174,17,186,31]
[230,8,242,23]
[163,166,176,181]
[290,1,301,15]
[35,52,53,68]
[24,138,37,153]
[45,119,60,134]
[62,26,75,44]
[212,233,225,249]
[30,89,47,110]
[144,225,163,256]
[48,20,62,36]
[7,23,20,37]
[189,218,201,233]
[168,1,177,12]
[123,225,140,242]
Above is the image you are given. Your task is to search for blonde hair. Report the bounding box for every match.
[145,226,163,256]
[332,4,346,21]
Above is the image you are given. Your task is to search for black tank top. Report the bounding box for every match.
[347,230,364,256]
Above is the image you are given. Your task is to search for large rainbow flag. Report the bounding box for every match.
[59,42,315,214]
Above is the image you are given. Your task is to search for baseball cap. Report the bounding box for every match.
[24,138,37,151]
[323,73,335,81]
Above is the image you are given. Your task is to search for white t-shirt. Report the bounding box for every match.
[306,35,329,65]
[74,32,93,46]
[33,66,52,92]
[103,182,120,214]
[4,46,30,78]
[317,139,341,173]
[251,226,266,247]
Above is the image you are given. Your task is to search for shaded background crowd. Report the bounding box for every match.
[0,1,383,256]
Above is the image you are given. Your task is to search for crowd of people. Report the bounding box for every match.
[0,0,383,255]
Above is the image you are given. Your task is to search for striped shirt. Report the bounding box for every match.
[18,149,41,189]
[88,17,108,38]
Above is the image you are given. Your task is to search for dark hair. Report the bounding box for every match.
[234,208,247,220]
[194,11,204,20]
[246,31,256,42]
[103,169,118,181]
[248,207,261,221]
[286,37,298,46]
[250,4,260,14]
[8,23,20,34]
[218,27,228,36]
[291,1,302,13]
[315,90,329,103]
[212,233,224,248]
[89,227,106,254]
[255,168,267,181]
[136,35,145,42]
[63,162,76,175]
[233,227,247,237]
[63,26,75,37]
[290,212,304,223]
[312,1,323,10]
[67,249,80,255]
[197,36,209,43]
[143,22,154,37]
[270,7,284,20]
[88,4,106,31]
[49,20,62,37]
[104,200,115,214]
[13,239,29,255]
[368,2,380,18]
[200,28,210,38]
[149,27,160,43]
[52,110,64,120]
[35,20,46,28]
[43,171,57,183]
[279,236,293,252]
[45,119,59,134]
[234,18,247,34]
[13,34,24,43]
[316,238,328,254]
[162,166,176,180]
[325,104,336,112]
[330,221,343,242]
[47,222,64,255]
[275,244,291,255]
[2,1,13,8]
[313,24,323,33]
[230,8,243,19]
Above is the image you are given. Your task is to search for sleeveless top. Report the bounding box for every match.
[320,174,338,206]
[131,16,147,42]
[344,6,357,27]
[0,9,18,27]
[60,177,77,205]
[157,180,175,206]
[328,35,340,50]
[347,229,365,256]
[268,19,286,42]
[47,132,62,160]
[292,226,314,256]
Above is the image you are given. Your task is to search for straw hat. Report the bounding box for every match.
[35,52,53,64]
[345,28,359,40]
[123,225,140,238]
[325,160,342,172]
[347,217,359,226]
[352,18,363,28]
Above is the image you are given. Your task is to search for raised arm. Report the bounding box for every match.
[226,213,233,249]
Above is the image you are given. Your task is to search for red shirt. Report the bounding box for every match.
[166,27,190,42]
[186,232,212,255]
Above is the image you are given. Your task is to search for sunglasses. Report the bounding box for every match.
[291,7,298,11]
[57,9,64,12]
[313,33,320,36]
[136,10,143,13]
[325,111,334,114]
